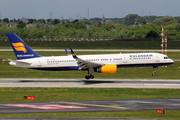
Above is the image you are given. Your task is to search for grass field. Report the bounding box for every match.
[1,88,180,103]
[1,110,180,119]
[0,87,180,119]
[0,110,180,120]
[1,40,180,49]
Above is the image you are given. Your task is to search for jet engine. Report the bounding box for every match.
[96,65,117,74]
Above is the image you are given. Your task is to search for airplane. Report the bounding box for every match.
[6,33,174,79]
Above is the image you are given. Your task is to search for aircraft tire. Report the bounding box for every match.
[85,76,90,79]
[90,75,94,79]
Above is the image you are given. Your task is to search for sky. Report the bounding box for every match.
[0,0,180,20]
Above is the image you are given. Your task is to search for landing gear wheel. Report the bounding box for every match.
[90,75,94,79]
[85,75,94,80]
[85,76,90,79]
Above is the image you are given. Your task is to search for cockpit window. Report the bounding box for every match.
[164,57,169,59]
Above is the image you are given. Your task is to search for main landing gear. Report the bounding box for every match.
[85,67,94,80]
[152,66,157,76]
[85,75,94,79]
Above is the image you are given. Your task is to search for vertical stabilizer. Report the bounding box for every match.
[6,33,40,60]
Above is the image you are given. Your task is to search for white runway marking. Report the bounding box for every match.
[144,84,180,86]
[4,104,88,110]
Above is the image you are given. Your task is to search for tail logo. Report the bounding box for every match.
[12,42,27,53]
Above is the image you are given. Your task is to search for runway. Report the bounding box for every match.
[0,98,180,114]
[0,78,180,88]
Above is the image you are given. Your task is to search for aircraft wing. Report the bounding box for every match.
[70,48,103,70]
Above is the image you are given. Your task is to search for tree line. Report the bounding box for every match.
[1,14,180,39]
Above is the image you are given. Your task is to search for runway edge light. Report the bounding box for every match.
[24,96,35,100]
[157,109,166,114]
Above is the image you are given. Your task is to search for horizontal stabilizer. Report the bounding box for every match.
[9,60,32,67]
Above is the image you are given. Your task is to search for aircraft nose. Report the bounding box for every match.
[170,59,174,63]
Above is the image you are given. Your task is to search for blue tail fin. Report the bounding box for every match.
[6,33,40,60]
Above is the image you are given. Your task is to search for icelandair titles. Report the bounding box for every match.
[129,54,153,58]
[17,54,34,57]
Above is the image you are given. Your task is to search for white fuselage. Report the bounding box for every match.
[9,53,174,71]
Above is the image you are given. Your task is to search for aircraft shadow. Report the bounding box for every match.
[18,80,122,85]
[12,79,180,85]
[19,80,82,83]
[82,80,121,85]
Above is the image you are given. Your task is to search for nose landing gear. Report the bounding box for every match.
[152,66,157,76]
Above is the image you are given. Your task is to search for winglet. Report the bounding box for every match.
[70,48,78,59]
[65,49,70,56]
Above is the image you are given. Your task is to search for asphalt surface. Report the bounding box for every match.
[0,98,180,114]
[0,78,180,88]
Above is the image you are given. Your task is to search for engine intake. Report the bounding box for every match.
[96,65,117,74]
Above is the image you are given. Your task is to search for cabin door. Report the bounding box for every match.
[38,61,42,67]
[156,56,160,62]
[123,57,127,63]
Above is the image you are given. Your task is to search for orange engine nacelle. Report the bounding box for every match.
[96,65,117,74]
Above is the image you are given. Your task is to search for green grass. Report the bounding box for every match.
[0,51,180,79]
[1,40,180,49]
[0,110,180,119]
[0,88,180,119]
[1,88,180,103]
